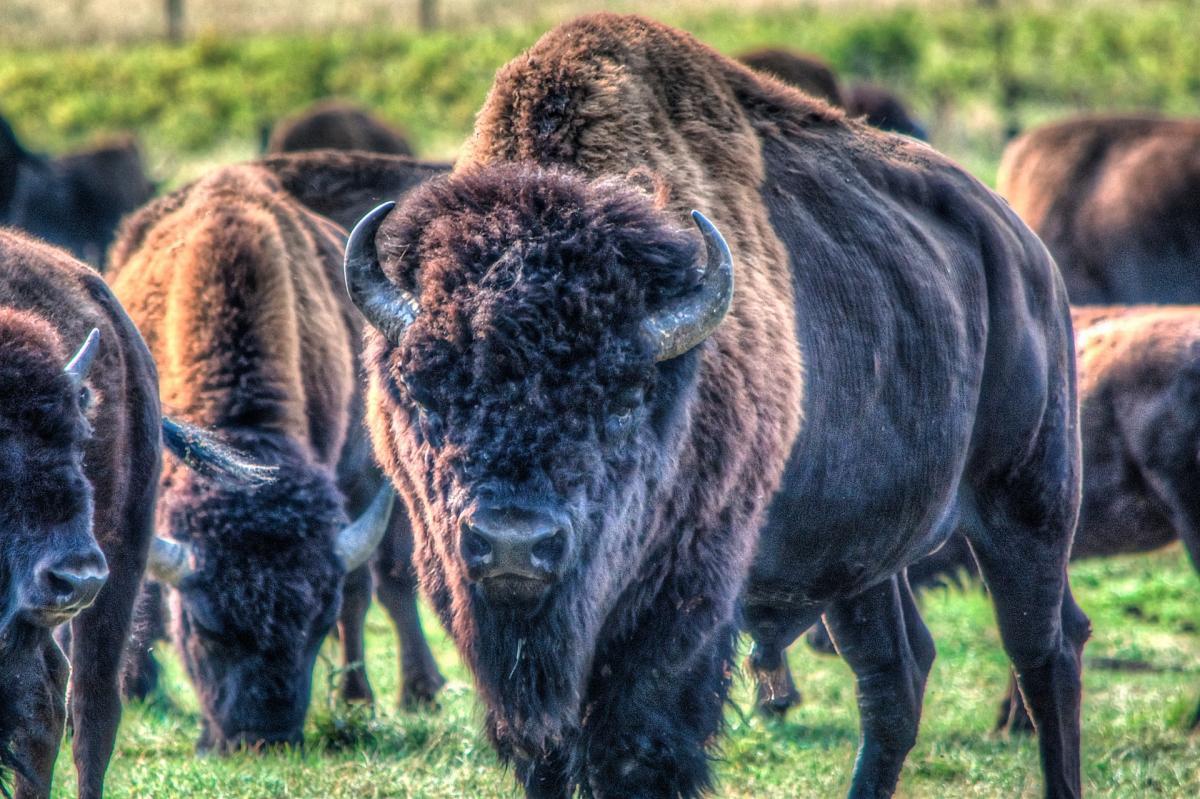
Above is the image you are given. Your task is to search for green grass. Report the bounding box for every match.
[2,1,1199,186]
[49,546,1200,797]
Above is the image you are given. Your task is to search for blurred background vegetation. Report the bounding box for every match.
[3,0,1199,185]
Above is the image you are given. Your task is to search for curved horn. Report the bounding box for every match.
[344,201,420,345]
[64,328,101,380]
[642,211,735,363]
[335,484,395,572]
[147,536,194,587]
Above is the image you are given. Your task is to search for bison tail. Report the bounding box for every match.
[161,417,277,487]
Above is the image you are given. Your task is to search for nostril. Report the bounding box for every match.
[531,530,566,571]
[45,570,77,598]
[462,528,494,565]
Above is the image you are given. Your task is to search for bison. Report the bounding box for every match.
[843,83,928,140]
[266,100,415,157]
[1,116,155,268]
[997,115,1200,305]
[736,48,844,106]
[345,14,1085,798]
[106,163,441,751]
[0,229,251,798]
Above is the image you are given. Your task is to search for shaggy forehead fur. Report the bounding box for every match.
[0,309,75,440]
[160,460,345,645]
[378,165,700,483]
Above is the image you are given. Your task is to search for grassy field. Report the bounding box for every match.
[45,547,1200,798]
[2,1,1199,188]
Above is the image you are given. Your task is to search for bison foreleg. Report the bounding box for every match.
[579,621,737,799]
[824,573,935,799]
[336,565,375,704]
[10,637,68,799]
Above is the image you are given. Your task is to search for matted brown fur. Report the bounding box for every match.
[0,228,160,799]
[998,114,1200,304]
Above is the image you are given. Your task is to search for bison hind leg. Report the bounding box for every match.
[824,572,935,799]
[961,476,1089,799]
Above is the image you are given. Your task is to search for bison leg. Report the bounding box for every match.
[67,547,141,799]
[963,500,1089,799]
[372,513,444,709]
[996,670,1034,734]
[744,603,820,718]
[337,564,375,704]
[11,638,69,799]
[581,622,736,799]
[120,581,166,702]
[825,572,935,799]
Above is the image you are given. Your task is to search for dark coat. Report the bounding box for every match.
[266,100,414,156]
[0,228,160,799]
[353,14,1082,798]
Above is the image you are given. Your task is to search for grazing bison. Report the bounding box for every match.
[998,115,1200,305]
[1,117,155,267]
[844,83,928,140]
[737,48,844,106]
[0,230,243,798]
[106,163,440,751]
[266,100,414,156]
[346,14,1085,798]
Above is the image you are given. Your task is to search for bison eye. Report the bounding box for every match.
[78,385,93,410]
[418,407,445,448]
[605,388,644,438]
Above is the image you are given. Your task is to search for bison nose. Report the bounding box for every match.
[460,505,573,584]
[36,549,109,613]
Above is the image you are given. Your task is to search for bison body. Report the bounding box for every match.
[998,115,1200,304]
[1,118,154,267]
[266,100,414,156]
[106,163,440,751]
[843,82,927,140]
[347,15,1084,798]
[0,229,160,799]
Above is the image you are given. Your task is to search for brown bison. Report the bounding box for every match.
[1,116,155,267]
[266,100,414,157]
[736,48,844,106]
[0,230,248,798]
[107,163,440,751]
[345,14,1084,798]
[997,115,1200,304]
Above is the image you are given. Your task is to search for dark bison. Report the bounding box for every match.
[345,14,1085,798]
[998,115,1200,305]
[736,48,844,106]
[873,305,1200,734]
[257,149,450,232]
[107,163,439,751]
[1,117,155,267]
[266,100,414,156]
[843,83,928,140]
[0,230,247,798]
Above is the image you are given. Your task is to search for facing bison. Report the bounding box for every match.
[348,14,1085,798]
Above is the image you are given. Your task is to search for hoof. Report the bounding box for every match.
[340,669,375,705]
[401,672,446,710]
[751,660,801,718]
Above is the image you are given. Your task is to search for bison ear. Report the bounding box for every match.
[344,201,422,345]
[161,417,277,487]
[64,328,101,381]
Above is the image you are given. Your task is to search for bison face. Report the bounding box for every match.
[0,321,106,634]
[155,461,348,752]
[347,166,732,748]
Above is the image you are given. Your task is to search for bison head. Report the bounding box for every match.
[146,448,391,752]
[0,314,106,634]
[346,165,732,750]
